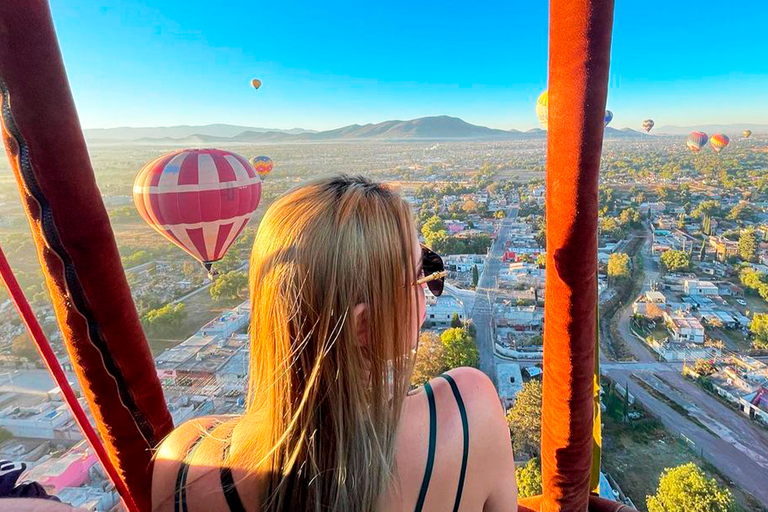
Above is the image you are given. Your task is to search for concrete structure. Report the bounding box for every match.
[425,294,466,328]
[663,311,705,343]
[496,363,524,409]
[444,254,485,273]
[0,400,82,439]
[55,486,118,512]
[683,279,719,297]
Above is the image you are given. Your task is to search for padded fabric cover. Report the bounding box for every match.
[542,0,615,511]
[0,2,173,510]
[520,495,635,512]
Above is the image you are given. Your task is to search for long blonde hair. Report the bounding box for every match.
[228,175,418,511]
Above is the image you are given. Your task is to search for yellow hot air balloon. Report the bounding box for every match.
[251,78,262,90]
[536,90,548,130]
[743,129,752,139]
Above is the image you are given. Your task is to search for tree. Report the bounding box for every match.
[702,215,712,236]
[209,271,248,302]
[660,250,690,272]
[471,265,479,287]
[450,313,463,328]
[646,463,734,512]
[11,333,38,361]
[421,215,446,240]
[693,359,716,376]
[691,200,721,220]
[619,207,641,228]
[738,228,758,262]
[607,252,631,281]
[515,458,542,498]
[143,303,187,336]
[740,267,766,291]
[494,210,506,219]
[411,332,447,386]
[440,327,479,369]
[751,314,768,350]
[506,380,542,456]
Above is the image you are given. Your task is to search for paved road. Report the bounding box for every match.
[605,366,768,506]
[613,228,659,363]
[471,208,517,385]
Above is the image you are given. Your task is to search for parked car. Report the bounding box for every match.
[736,298,747,306]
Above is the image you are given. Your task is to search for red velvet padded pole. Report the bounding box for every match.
[0,2,173,510]
[542,0,615,511]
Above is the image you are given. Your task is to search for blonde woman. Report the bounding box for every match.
[151,175,517,512]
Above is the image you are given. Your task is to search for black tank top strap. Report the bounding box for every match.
[413,374,470,512]
[174,423,218,512]
[220,431,247,512]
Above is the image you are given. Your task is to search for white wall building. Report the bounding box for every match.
[683,279,719,297]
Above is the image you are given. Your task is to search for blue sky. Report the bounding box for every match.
[51,1,768,131]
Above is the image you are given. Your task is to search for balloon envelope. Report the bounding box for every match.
[710,134,730,154]
[251,78,262,89]
[536,90,548,130]
[743,129,752,138]
[249,156,274,179]
[133,149,261,265]
[687,131,708,153]
[604,110,613,127]
[642,119,655,132]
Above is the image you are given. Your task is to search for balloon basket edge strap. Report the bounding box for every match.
[0,243,141,512]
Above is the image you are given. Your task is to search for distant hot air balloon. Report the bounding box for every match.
[710,134,730,154]
[249,156,274,179]
[743,129,752,139]
[251,78,262,90]
[642,119,655,133]
[133,149,261,273]
[687,131,708,153]
[536,90,548,130]
[604,110,613,127]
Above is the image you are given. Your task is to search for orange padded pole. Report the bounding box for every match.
[542,0,614,510]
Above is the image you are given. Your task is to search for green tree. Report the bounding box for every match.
[646,463,734,512]
[660,250,691,272]
[143,303,187,336]
[494,209,506,219]
[450,313,463,328]
[751,313,768,350]
[693,359,716,376]
[692,200,721,220]
[421,215,446,240]
[441,327,479,369]
[619,207,641,228]
[607,252,631,281]
[740,267,766,291]
[506,380,542,456]
[471,265,479,287]
[411,332,447,386]
[209,271,248,302]
[11,333,38,361]
[738,228,758,262]
[515,458,542,498]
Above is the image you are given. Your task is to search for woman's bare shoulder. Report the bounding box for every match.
[151,415,234,512]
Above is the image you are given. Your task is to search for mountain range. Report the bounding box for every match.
[86,116,654,144]
[653,124,768,136]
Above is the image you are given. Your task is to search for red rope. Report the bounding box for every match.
[0,244,140,512]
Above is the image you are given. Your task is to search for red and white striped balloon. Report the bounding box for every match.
[133,149,261,269]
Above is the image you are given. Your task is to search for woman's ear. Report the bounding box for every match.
[353,303,369,347]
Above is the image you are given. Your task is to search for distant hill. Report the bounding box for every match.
[92,116,667,145]
[654,123,768,136]
[84,124,315,141]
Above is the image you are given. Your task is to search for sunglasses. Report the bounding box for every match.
[417,244,446,297]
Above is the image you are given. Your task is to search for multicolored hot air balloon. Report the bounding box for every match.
[249,155,274,179]
[536,90,548,130]
[687,131,708,153]
[710,134,730,154]
[251,78,262,90]
[642,119,654,132]
[743,129,752,139]
[604,110,613,127]
[133,149,261,273]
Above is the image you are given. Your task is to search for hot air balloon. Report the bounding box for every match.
[710,134,730,154]
[642,119,654,132]
[687,131,708,153]
[250,155,274,179]
[604,110,613,127]
[133,149,261,273]
[536,90,548,130]
[743,129,752,139]
[251,78,262,89]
